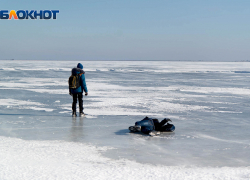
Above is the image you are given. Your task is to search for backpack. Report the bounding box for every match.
[68,74,81,89]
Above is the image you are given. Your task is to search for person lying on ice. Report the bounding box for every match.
[129,116,175,136]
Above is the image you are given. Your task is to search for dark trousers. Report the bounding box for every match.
[153,119,168,131]
[72,93,83,113]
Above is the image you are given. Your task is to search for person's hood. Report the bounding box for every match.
[72,67,85,75]
[77,63,83,69]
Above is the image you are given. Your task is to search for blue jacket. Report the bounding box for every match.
[69,67,88,94]
[135,117,155,134]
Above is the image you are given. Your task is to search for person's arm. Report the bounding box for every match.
[81,74,88,95]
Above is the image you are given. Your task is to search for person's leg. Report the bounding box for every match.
[78,93,84,113]
[72,94,77,114]
[159,119,167,127]
[153,119,161,131]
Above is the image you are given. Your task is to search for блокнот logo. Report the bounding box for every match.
[0,10,59,20]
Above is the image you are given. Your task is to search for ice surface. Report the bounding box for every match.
[0,60,250,179]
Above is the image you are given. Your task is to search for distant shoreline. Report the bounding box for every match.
[0,59,250,62]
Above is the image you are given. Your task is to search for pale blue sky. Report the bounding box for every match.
[0,0,249,61]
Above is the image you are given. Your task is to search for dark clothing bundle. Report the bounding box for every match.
[132,116,175,134]
[153,118,174,131]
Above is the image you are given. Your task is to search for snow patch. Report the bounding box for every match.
[0,136,250,180]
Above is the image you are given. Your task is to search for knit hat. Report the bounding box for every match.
[77,63,83,69]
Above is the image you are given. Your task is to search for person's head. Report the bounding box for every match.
[77,63,83,69]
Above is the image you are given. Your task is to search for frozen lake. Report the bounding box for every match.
[0,60,250,179]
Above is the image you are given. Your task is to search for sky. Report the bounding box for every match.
[0,0,250,61]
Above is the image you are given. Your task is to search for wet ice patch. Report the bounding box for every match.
[197,134,249,145]
[86,109,155,116]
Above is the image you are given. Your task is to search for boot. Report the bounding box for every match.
[72,111,77,117]
[79,112,85,117]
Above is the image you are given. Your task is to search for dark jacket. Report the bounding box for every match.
[135,117,175,134]
[69,67,88,94]
[135,117,155,134]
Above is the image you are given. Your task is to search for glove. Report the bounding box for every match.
[69,92,72,96]
[85,92,88,96]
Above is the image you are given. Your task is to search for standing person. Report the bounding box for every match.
[69,63,88,117]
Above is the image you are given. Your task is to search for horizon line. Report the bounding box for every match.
[0,59,250,62]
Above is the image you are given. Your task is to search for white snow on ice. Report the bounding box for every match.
[0,136,250,180]
[0,99,54,112]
